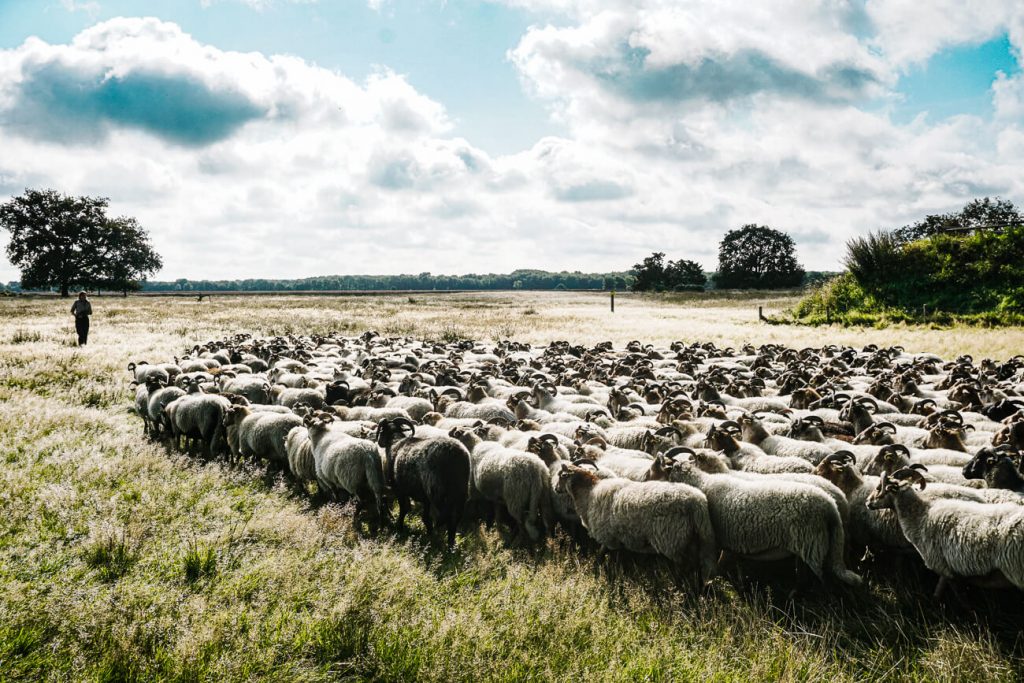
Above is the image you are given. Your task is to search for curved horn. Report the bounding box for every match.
[880,443,910,458]
[663,446,696,461]
[890,466,928,489]
[821,451,855,466]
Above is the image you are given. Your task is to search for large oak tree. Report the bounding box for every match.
[0,189,162,296]
[713,224,804,289]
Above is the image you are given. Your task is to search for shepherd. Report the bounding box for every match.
[71,291,92,346]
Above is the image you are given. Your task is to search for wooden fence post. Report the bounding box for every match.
[610,289,615,313]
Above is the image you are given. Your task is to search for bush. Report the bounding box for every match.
[791,273,870,320]
[843,231,903,293]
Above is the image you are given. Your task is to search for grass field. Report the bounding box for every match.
[2,291,1023,682]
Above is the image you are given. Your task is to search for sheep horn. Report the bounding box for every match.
[821,451,855,466]
[663,446,696,461]
[937,409,964,424]
[891,466,927,489]
[856,396,878,412]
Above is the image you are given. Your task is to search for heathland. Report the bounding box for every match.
[1,291,1023,681]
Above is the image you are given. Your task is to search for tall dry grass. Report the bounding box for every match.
[1,291,1022,681]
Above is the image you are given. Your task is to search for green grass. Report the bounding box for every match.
[0,292,1022,681]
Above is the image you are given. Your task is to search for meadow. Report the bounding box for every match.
[1,290,1023,682]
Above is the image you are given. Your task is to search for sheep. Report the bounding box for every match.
[526,434,587,537]
[220,375,273,405]
[223,405,302,467]
[133,376,164,436]
[384,395,434,422]
[146,383,186,438]
[437,396,516,424]
[863,444,983,488]
[129,362,170,387]
[376,417,471,547]
[305,413,389,521]
[813,452,912,553]
[332,405,412,424]
[867,468,1024,595]
[284,425,317,484]
[165,386,232,458]
[962,447,1024,494]
[587,450,655,482]
[705,421,813,474]
[555,461,718,584]
[645,452,862,586]
[738,415,834,465]
[272,385,326,410]
[448,427,555,543]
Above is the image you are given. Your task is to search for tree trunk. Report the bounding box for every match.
[60,283,69,298]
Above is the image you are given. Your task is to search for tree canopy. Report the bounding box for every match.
[630,252,707,292]
[713,225,804,289]
[894,197,1022,243]
[0,189,162,296]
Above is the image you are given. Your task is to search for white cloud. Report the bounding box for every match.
[1,7,1024,284]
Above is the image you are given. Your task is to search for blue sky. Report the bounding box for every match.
[0,1,1022,280]
[892,34,1020,123]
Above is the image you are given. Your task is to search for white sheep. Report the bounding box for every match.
[556,461,718,584]
[647,454,862,586]
[450,427,555,543]
[867,468,1024,595]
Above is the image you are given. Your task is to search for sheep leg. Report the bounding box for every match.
[395,496,410,532]
[376,495,392,525]
[483,503,495,530]
[445,513,458,548]
[352,497,366,533]
[419,497,434,534]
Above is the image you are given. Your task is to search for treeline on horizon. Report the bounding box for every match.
[130,269,837,293]
[139,270,631,292]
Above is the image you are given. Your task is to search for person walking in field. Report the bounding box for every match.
[71,291,92,346]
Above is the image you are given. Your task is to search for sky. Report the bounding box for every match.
[0,0,1022,281]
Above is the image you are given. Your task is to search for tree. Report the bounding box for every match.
[630,252,667,291]
[713,224,804,289]
[663,258,706,290]
[631,252,707,291]
[894,197,1022,242]
[92,217,164,295]
[0,189,162,296]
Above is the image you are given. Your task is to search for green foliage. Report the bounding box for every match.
[894,196,1022,242]
[631,252,706,292]
[713,224,804,289]
[791,272,871,320]
[83,532,136,582]
[794,198,1024,326]
[0,189,162,297]
[843,231,904,293]
[182,540,217,584]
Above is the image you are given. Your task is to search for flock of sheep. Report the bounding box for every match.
[130,334,1024,596]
